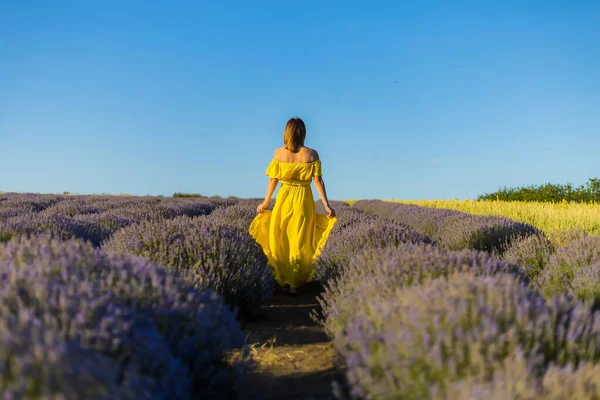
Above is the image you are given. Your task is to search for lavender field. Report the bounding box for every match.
[1,193,599,399]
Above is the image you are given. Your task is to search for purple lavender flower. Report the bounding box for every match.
[325,271,600,399]
[538,236,600,298]
[502,233,554,285]
[313,204,433,283]
[352,200,539,254]
[0,235,245,398]
[570,262,600,302]
[102,215,274,314]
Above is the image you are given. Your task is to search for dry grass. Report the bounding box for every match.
[249,338,286,368]
[390,199,600,245]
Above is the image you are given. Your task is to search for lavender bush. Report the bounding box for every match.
[440,350,600,400]
[434,350,541,400]
[547,227,589,248]
[353,200,539,254]
[157,198,220,219]
[0,193,63,213]
[537,236,600,298]
[0,204,36,219]
[501,233,554,285]
[352,200,456,239]
[317,244,528,342]
[538,362,600,399]
[40,198,105,217]
[316,200,380,231]
[0,316,132,398]
[0,193,227,246]
[73,212,139,236]
[208,199,266,231]
[0,235,245,398]
[97,203,169,223]
[328,272,600,399]
[313,205,432,284]
[0,213,112,246]
[102,215,273,314]
[569,262,600,303]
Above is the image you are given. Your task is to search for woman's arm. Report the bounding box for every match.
[313,176,336,218]
[257,177,279,213]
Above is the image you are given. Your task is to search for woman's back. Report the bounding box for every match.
[273,146,319,164]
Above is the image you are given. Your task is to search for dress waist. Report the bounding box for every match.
[280,179,311,187]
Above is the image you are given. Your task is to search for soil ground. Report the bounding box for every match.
[236,282,342,400]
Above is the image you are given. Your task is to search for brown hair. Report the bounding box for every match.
[283,117,306,153]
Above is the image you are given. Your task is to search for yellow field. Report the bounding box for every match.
[387,199,600,244]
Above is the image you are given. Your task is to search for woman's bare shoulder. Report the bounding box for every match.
[305,147,320,161]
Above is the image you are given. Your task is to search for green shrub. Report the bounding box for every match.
[478,177,600,203]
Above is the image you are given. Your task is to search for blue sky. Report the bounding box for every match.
[1,1,598,200]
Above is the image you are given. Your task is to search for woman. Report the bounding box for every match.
[249,117,337,295]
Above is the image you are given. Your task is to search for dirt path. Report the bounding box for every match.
[237,282,341,400]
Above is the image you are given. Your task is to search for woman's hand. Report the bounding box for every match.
[256,201,269,214]
[324,204,336,218]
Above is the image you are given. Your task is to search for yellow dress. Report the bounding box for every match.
[249,159,337,288]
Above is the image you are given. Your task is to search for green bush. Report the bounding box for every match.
[173,192,204,198]
[479,177,600,203]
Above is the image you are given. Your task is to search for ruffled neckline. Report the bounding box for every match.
[272,159,320,165]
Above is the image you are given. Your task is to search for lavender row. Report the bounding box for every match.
[312,205,600,398]
[501,230,600,303]
[312,201,433,283]
[102,206,274,315]
[1,195,278,315]
[0,192,235,218]
[316,242,600,399]
[352,199,539,254]
[0,193,236,245]
[536,235,600,299]
[440,351,600,399]
[0,235,245,398]
[317,244,528,340]
[355,198,600,302]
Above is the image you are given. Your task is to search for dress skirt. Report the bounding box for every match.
[249,182,337,288]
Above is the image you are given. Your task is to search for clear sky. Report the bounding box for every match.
[1,1,598,200]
